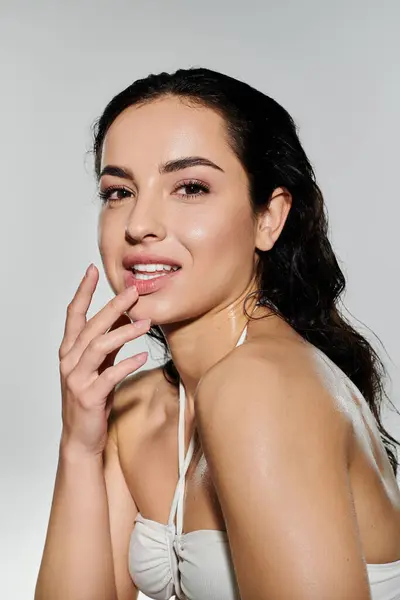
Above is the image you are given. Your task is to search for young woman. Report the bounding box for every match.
[35,68,400,600]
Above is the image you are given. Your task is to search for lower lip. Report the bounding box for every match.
[124,268,181,295]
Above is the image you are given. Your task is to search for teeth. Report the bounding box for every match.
[130,263,180,281]
[131,263,179,273]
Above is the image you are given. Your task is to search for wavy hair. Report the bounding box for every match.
[92,67,399,476]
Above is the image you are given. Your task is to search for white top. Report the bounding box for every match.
[129,322,400,600]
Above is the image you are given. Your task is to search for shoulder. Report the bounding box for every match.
[195,339,372,600]
[196,335,312,405]
[108,365,168,445]
[195,336,352,456]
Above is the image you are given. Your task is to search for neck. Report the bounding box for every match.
[160,292,263,417]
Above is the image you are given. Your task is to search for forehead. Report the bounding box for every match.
[100,95,237,169]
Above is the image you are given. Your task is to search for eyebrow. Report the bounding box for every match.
[99,156,224,180]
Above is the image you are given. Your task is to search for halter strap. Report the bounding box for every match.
[167,320,249,534]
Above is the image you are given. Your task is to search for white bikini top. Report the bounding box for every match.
[128,322,400,600]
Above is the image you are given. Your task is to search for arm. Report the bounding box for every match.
[103,421,139,600]
[34,419,138,600]
[195,352,372,600]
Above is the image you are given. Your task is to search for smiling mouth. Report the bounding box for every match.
[133,270,178,280]
[129,266,181,280]
[124,265,182,295]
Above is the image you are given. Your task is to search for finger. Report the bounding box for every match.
[99,314,133,375]
[73,285,139,355]
[73,319,151,379]
[106,312,132,334]
[60,265,99,358]
[98,345,122,377]
[83,352,149,408]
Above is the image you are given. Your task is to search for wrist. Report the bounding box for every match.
[59,435,104,465]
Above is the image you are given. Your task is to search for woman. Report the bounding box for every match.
[35,68,400,600]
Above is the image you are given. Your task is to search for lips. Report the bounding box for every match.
[124,266,181,295]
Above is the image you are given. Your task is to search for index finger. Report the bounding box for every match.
[60,264,99,357]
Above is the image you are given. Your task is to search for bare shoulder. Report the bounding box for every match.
[195,337,376,599]
[198,333,318,395]
[196,334,352,451]
[108,365,168,444]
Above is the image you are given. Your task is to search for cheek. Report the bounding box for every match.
[181,204,254,264]
[98,208,125,245]
[97,221,113,263]
[97,213,124,280]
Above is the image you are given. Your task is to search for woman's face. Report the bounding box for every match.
[97,95,260,325]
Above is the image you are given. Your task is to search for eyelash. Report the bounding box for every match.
[98,186,131,204]
[98,180,210,204]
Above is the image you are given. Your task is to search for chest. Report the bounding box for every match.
[119,413,227,533]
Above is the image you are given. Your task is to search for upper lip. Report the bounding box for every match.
[122,252,182,269]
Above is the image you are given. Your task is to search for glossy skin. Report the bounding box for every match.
[97,96,400,600]
[195,341,371,599]
[97,95,291,406]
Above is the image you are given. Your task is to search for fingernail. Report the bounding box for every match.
[85,264,94,277]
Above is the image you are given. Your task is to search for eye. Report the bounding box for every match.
[174,180,210,198]
[98,186,133,205]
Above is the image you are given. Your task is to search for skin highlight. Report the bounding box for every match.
[97,95,292,410]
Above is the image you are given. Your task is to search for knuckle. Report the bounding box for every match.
[88,336,105,354]
[59,358,70,377]
[109,296,122,313]
[66,302,75,316]
[102,366,116,383]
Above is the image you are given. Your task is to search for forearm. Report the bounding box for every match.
[35,442,117,600]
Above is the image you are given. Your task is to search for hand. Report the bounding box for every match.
[58,264,150,457]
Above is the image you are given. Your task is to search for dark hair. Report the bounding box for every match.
[92,67,399,476]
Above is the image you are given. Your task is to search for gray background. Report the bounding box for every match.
[1,1,399,598]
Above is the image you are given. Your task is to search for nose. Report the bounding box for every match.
[124,193,166,243]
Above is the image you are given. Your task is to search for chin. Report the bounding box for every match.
[125,296,176,326]
[126,295,202,328]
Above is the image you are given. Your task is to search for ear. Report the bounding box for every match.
[255,187,292,252]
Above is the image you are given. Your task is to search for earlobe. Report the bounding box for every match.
[256,223,274,252]
[255,187,292,252]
